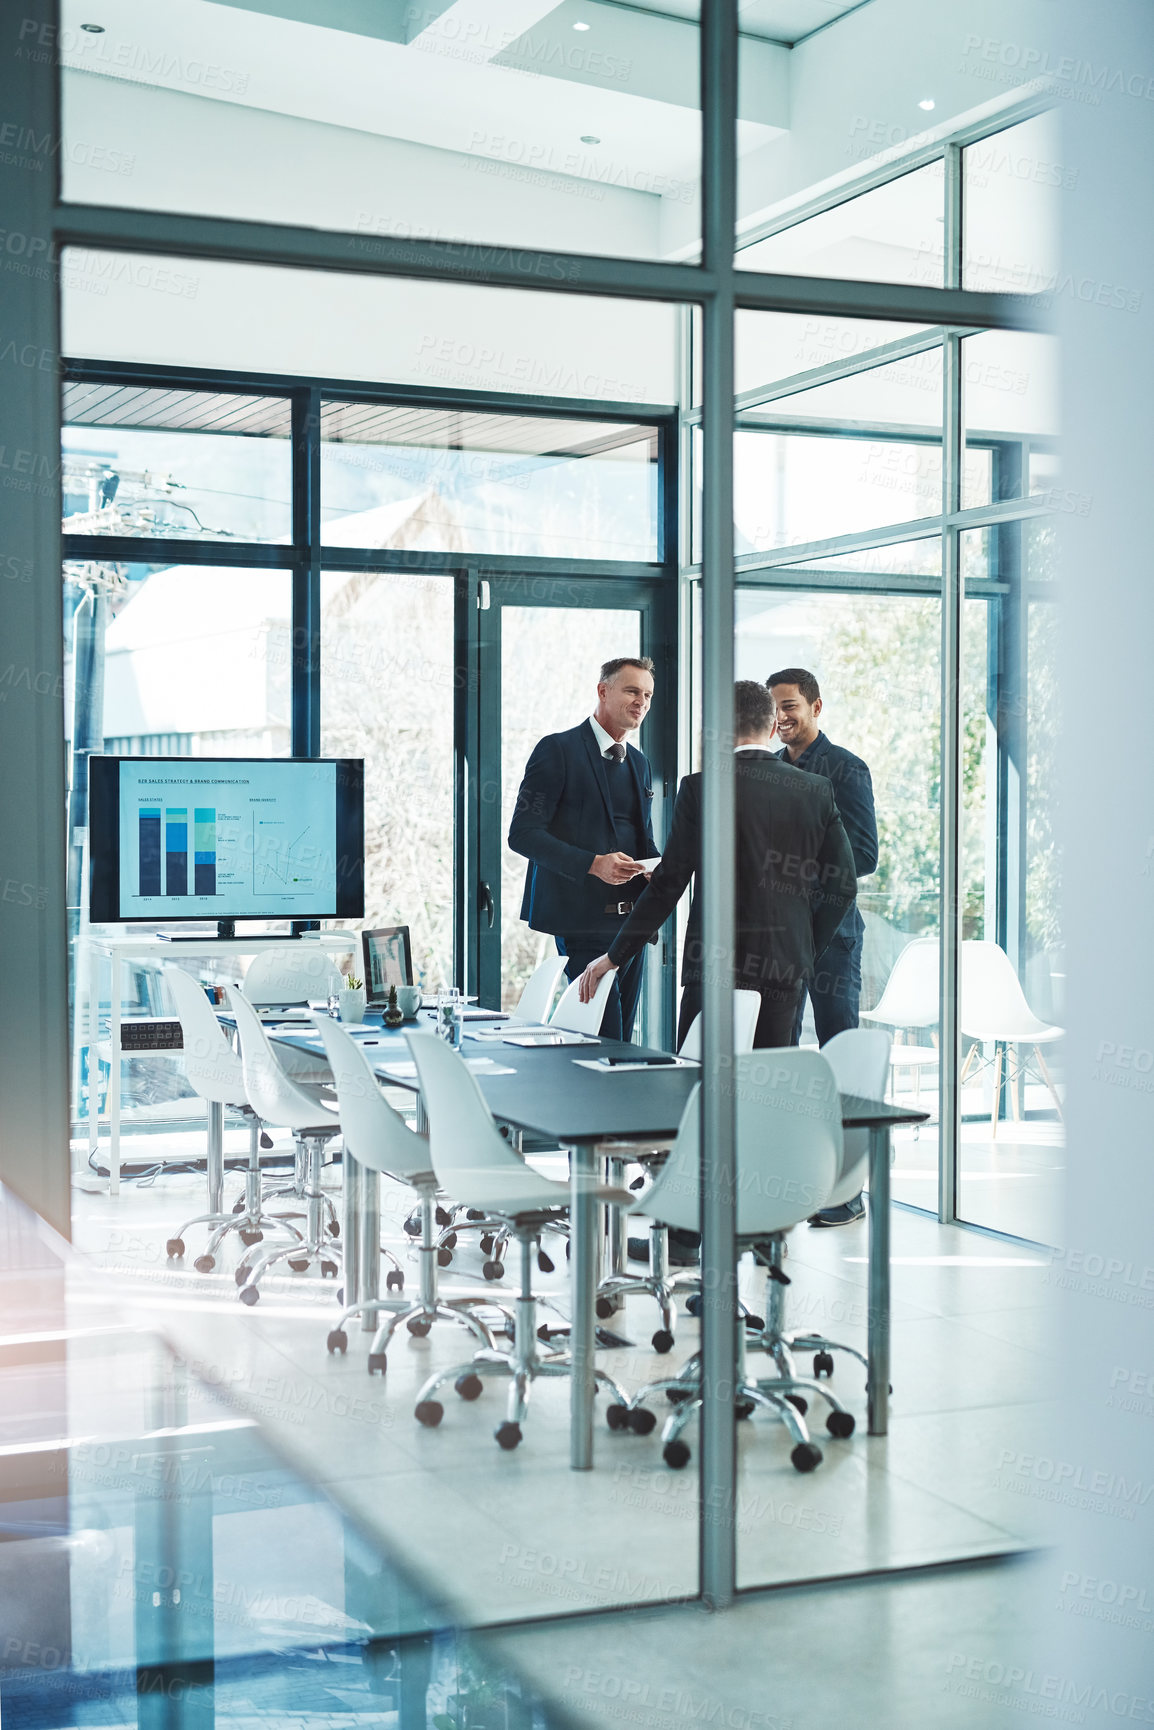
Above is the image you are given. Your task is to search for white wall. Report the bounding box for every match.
[61,65,662,259]
[62,248,676,404]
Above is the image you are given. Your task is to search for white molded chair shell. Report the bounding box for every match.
[820,1027,892,1206]
[509,956,568,1025]
[550,968,618,1037]
[404,1031,570,1214]
[312,1016,431,1183]
[677,989,762,1061]
[960,940,1064,1044]
[642,1050,842,1238]
[166,966,248,1107]
[227,986,338,1134]
[242,947,345,1006]
[861,937,939,1032]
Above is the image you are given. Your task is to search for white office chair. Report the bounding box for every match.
[783,1027,891,1380]
[162,967,303,1272]
[242,947,345,1006]
[313,1016,509,1364]
[860,936,940,1101]
[595,989,763,1352]
[960,939,1064,1132]
[611,1050,849,1473]
[228,987,344,1304]
[404,1030,632,1450]
[508,956,568,1025]
[549,968,618,1037]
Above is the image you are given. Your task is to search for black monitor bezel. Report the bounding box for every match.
[88,755,364,925]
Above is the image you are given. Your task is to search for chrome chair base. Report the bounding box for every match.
[595,1220,698,1352]
[166,1118,303,1272]
[237,1131,343,1304]
[327,1183,512,1363]
[412,1226,628,1449]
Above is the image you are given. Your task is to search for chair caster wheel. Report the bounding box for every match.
[288,1258,310,1272]
[743,1314,765,1332]
[437,1248,453,1267]
[442,1232,458,1250]
[386,1270,404,1292]
[406,1318,431,1337]
[790,1441,823,1472]
[466,1208,485,1221]
[259,1131,274,1149]
[628,1407,657,1436]
[482,1260,504,1281]
[193,1255,215,1275]
[335,1287,344,1305]
[327,1220,340,1237]
[785,1393,808,1415]
[566,1239,571,1259]
[629,1175,645,1190]
[651,1329,675,1355]
[239,1230,262,1247]
[537,1250,554,1274]
[238,1285,260,1306]
[166,1238,185,1259]
[479,1234,495,1255]
[403,1214,421,1238]
[826,1410,855,1438]
[665,1387,692,1405]
[234,1265,249,1286]
[606,1404,630,1430]
[495,1421,522,1450]
[327,1329,348,1355]
[813,1351,835,1378]
[735,1399,755,1420]
[321,1261,338,1278]
[595,1297,615,1320]
[368,1353,388,1375]
[456,1373,483,1401]
[435,1206,452,1226]
[232,1199,245,1214]
[415,1399,443,1426]
[663,1439,691,1470]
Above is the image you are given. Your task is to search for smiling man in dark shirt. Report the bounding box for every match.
[769,667,879,1227]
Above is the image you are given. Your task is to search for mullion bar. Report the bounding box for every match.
[939,334,964,1224]
[291,389,322,759]
[61,536,296,567]
[698,0,739,1614]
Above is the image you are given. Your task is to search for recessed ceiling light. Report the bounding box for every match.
[918,98,935,111]
[573,19,591,29]
[580,135,600,145]
[81,21,105,30]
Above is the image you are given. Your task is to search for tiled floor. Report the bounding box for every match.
[69,1129,1056,1628]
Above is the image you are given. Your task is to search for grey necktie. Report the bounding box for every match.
[607,743,625,763]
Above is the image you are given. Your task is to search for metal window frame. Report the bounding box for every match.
[0,0,1057,1616]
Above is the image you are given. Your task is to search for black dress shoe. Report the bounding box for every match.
[627,1236,700,1268]
[808,1195,866,1228]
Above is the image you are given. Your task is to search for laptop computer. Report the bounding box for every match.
[362,926,413,1008]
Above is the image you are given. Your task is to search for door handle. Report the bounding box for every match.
[479,880,495,929]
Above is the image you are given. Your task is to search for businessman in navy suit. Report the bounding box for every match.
[508,657,657,1042]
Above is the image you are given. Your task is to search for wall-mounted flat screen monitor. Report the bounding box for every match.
[88,757,364,926]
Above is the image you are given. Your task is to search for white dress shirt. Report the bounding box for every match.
[588,714,628,759]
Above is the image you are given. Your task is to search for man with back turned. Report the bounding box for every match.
[508,656,657,1043]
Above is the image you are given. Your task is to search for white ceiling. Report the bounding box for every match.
[61,0,787,192]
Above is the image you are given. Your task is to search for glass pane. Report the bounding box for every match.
[958,521,1063,1243]
[320,569,455,990]
[739,164,945,285]
[63,384,292,542]
[63,250,678,404]
[321,404,659,560]
[962,111,1063,294]
[501,606,643,1011]
[734,309,933,401]
[59,2,702,262]
[780,537,941,578]
[961,330,1060,509]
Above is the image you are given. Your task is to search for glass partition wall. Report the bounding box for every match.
[24,0,1060,1658]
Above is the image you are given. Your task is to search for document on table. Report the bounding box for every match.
[380,1056,516,1078]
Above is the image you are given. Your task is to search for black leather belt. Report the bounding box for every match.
[604,900,636,916]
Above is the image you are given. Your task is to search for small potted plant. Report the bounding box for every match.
[384,983,404,1029]
[338,972,366,1024]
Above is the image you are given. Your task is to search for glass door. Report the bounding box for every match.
[473,579,673,1036]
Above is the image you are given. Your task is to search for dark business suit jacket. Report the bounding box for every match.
[776,730,877,947]
[508,719,657,944]
[606,749,857,995]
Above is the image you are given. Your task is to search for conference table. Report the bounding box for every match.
[271,1013,928,1468]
